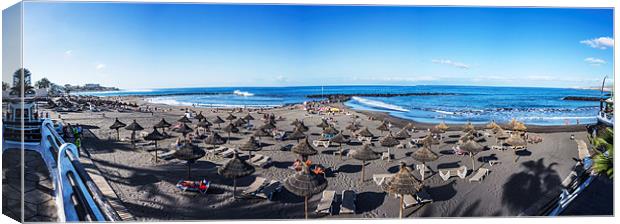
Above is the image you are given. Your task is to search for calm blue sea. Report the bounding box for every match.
[79,85,603,125]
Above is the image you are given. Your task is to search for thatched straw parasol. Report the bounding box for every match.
[513,122,527,132]
[322,125,339,135]
[460,137,484,169]
[178,115,192,123]
[239,136,261,157]
[404,122,416,132]
[125,120,144,147]
[330,133,350,160]
[144,128,165,162]
[295,122,309,132]
[154,118,172,134]
[385,162,423,218]
[317,119,330,128]
[222,123,240,142]
[505,134,527,162]
[486,120,501,130]
[377,122,390,134]
[253,128,271,145]
[109,118,126,140]
[350,144,381,182]
[173,143,206,178]
[174,122,194,139]
[290,119,302,126]
[287,128,306,142]
[346,122,360,132]
[283,163,328,219]
[260,122,276,131]
[421,134,439,146]
[462,122,475,133]
[233,118,247,127]
[194,112,206,121]
[357,127,374,138]
[243,114,255,127]
[394,128,410,140]
[380,132,399,162]
[197,119,212,130]
[411,145,438,181]
[204,132,225,148]
[225,113,237,121]
[212,116,226,127]
[436,121,449,131]
[292,137,317,161]
[430,127,445,135]
[218,152,255,198]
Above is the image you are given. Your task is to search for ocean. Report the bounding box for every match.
[78,85,604,125]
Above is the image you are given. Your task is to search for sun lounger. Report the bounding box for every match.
[491,145,505,151]
[255,180,282,200]
[401,188,434,208]
[381,152,391,161]
[242,177,267,196]
[340,190,356,214]
[333,148,348,157]
[312,140,331,148]
[212,146,228,154]
[488,160,500,166]
[253,155,272,167]
[220,148,236,158]
[357,136,372,143]
[438,166,467,181]
[469,168,489,182]
[250,154,264,163]
[452,146,466,155]
[315,190,336,215]
[372,174,395,186]
[415,164,432,177]
[158,150,176,160]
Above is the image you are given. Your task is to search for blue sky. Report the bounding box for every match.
[3,2,614,89]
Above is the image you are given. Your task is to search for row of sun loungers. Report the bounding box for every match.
[249,154,272,167]
[315,190,356,215]
[312,139,331,148]
[438,166,468,181]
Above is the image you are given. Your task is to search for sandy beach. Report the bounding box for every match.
[51,96,588,220]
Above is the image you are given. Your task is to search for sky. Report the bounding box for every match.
[2,2,614,89]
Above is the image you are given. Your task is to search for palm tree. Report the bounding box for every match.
[592,127,613,178]
[2,82,9,91]
[35,77,51,89]
[10,68,35,96]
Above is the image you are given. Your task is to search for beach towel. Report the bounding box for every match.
[176,179,210,194]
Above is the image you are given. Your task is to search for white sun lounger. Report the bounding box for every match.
[242,177,267,196]
[340,190,356,214]
[402,188,434,208]
[372,174,395,186]
[158,150,175,160]
[255,180,282,200]
[438,166,467,181]
[469,168,490,182]
[253,155,272,167]
[220,148,236,158]
[213,146,228,154]
[315,190,336,215]
[312,140,331,148]
[250,154,264,163]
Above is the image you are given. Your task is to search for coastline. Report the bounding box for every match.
[117,95,590,134]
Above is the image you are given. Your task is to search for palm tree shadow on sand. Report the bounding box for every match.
[501,158,561,212]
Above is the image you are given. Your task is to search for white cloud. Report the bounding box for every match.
[64,50,73,56]
[431,59,470,69]
[95,63,106,70]
[275,75,288,82]
[584,57,606,66]
[580,37,614,49]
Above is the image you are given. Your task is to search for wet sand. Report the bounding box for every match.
[52,97,586,220]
